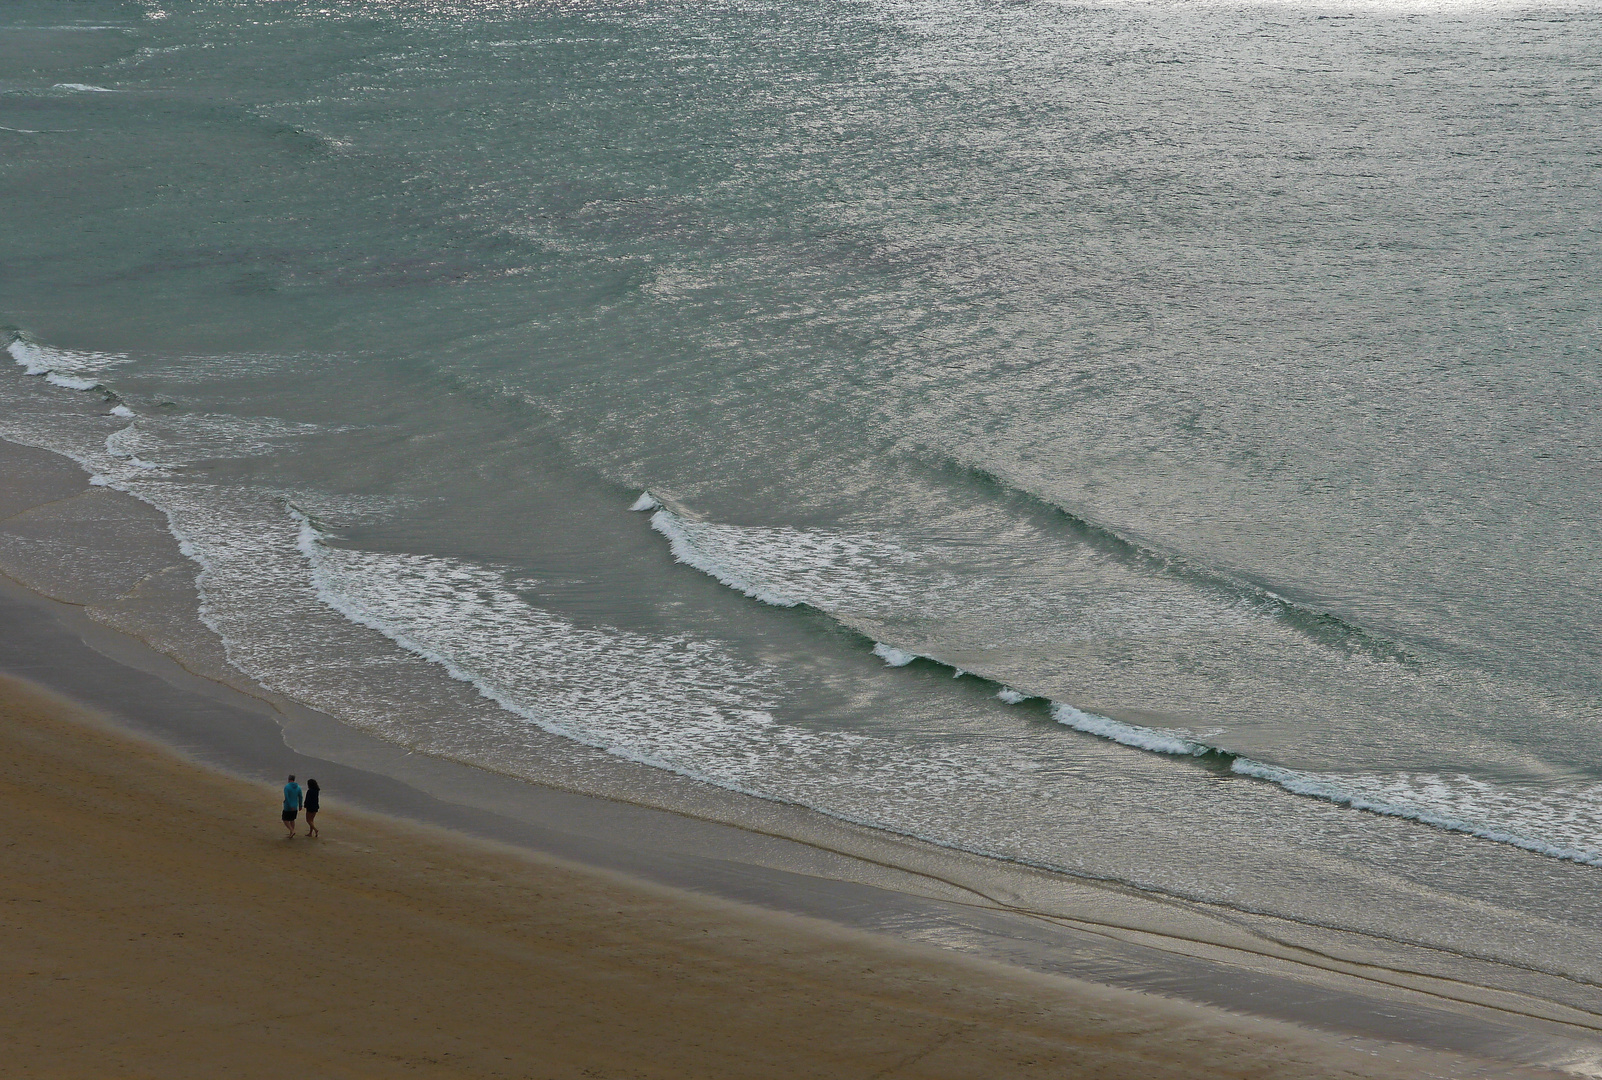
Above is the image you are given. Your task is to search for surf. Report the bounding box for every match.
[635,488,1602,869]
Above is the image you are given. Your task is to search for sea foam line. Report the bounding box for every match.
[288,507,789,795]
[1230,760,1602,868]
[634,489,1602,869]
[906,628,1602,867]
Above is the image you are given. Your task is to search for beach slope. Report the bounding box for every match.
[0,674,1509,1079]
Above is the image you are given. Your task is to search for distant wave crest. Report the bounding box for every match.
[936,460,1419,668]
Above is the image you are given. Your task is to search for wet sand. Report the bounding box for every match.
[0,671,1526,1079]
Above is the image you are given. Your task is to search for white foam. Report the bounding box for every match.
[289,507,783,771]
[997,688,1027,704]
[54,82,118,92]
[44,372,100,390]
[282,511,1065,828]
[873,642,918,667]
[8,337,130,380]
[1231,760,1602,868]
[1044,691,1602,867]
[630,491,661,511]
[650,509,799,607]
[637,496,1271,665]
[100,411,331,469]
[104,424,169,472]
[647,504,924,614]
[1050,702,1212,757]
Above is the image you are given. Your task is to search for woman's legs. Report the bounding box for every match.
[305,810,318,837]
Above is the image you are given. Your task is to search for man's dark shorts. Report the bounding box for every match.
[282,809,298,822]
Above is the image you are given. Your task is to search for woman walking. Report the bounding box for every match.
[303,778,320,838]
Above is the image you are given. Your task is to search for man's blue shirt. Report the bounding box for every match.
[283,782,303,812]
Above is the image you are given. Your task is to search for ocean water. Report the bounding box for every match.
[4,0,1602,999]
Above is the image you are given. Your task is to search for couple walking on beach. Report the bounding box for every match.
[282,775,320,838]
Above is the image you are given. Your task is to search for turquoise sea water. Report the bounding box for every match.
[4,0,1602,998]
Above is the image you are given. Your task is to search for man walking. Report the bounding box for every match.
[282,774,303,837]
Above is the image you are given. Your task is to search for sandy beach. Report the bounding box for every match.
[0,670,1528,1080]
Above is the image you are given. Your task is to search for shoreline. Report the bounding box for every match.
[2,565,1601,1077]
[3,669,1528,1080]
[0,436,1600,1074]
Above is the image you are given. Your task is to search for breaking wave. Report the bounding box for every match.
[8,335,132,390]
[643,495,924,614]
[639,489,1602,869]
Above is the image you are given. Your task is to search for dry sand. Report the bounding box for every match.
[0,673,1516,1079]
